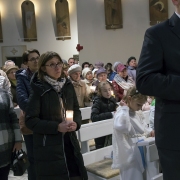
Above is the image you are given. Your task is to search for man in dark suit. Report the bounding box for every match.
[136,0,180,179]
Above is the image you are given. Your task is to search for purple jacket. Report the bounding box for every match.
[127,66,136,82]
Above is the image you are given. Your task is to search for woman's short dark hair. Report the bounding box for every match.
[127,56,136,66]
[82,62,90,69]
[38,51,63,80]
[22,49,40,64]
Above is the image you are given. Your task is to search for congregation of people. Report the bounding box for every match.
[0,50,156,180]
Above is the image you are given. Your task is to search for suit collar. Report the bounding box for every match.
[169,13,180,39]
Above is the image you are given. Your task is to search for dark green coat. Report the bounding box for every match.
[25,73,88,180]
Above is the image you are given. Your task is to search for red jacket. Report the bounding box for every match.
[112,80,124,102]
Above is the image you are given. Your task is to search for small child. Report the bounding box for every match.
[91,81,117,149]
[112,86,153,180]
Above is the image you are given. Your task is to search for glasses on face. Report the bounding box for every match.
[45,62,63,69]
[28,56,39,62]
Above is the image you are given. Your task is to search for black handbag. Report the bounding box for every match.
[11,149,30,176]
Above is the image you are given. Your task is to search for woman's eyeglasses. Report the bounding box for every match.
[45,62,63,69]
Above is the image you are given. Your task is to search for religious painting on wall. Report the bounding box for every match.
[104,0,123,29]
[0,13,3,42]
[55,0,71,40]
[21,0,37,41]
[149,0,168,26]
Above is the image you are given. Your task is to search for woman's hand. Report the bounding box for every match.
[150,130,155,137]
[58,121,70,132]
[120,100,127,106]
[67,122,77,132]
[13,142,22,152]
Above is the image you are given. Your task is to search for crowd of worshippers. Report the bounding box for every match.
[0,50,155,180]
[0,54,138,108]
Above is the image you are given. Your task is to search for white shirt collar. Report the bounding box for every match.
[175,12,180,18]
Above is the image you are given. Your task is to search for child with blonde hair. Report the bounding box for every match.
[91,81,117,149]
[112,86,153,180]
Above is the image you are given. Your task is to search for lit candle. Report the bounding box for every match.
[66,110,73,123]
[111,90,115,97]
[90,86,96,92]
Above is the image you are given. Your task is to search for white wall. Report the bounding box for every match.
[76,0,174,65]
[0,0,78,66]
[0,0,175,67]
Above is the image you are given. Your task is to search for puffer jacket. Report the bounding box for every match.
[25,72,88,180]
[16,68,34,112]
[91,95,117,149]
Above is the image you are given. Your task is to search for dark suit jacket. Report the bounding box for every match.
[136,13,180,150]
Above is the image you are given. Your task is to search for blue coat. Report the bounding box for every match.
[16,69,33,112]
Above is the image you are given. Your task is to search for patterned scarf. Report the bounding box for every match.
[113,74,134,90]
[44,75,66,92]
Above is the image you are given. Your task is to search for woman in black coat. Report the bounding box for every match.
[91,81,117,149]
[25,51,87,180]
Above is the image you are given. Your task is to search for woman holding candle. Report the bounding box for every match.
[91,81,117,149]
[25,51,88,180]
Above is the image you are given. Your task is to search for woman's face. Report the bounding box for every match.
[44,57,63,80]
[100,84,112,99]
[118,69,128,79]
[129,59,137,67]
[70,71,81,82]
[7,69,17,80]
[26,52,39,72]
[86,71,93,80]
[97,73,107,82]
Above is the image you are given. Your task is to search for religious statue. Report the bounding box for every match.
[55,0,71,40]
[0,13,3,42]
[104,0,123,29]
[149,0,168,25]
[21,0,37,41]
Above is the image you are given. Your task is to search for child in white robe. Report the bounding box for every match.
[112,86,153,180]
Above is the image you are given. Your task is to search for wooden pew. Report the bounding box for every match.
[80,119,119,180]
[80,106,91,121]
[78,119,113,153]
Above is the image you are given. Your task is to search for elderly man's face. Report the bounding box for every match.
[68,59,75,66]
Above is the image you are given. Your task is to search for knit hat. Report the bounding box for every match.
[116,64,126,73]
[4,65,19,74]
[113,62,122,72]
[82,67,91,78]
[92,68,98,76]
[94,62,104,69]
[67,64,82,75]
[96,68,107,77]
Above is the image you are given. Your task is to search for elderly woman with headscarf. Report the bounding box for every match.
[4,65,19,106]
[112,64,134,102]
[68,64,89,108]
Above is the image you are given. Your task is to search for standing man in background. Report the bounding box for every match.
[136,0,180,179]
